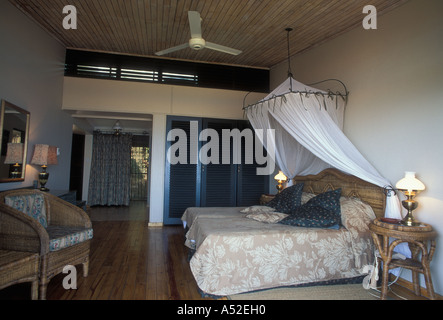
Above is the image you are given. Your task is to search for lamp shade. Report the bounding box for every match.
[47,146,58,165]
[274,170,287,182]
[4,143,24,164]
[396,172,425,193]
[31,144,58,166]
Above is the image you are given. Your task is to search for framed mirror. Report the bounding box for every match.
[0,100,30,182]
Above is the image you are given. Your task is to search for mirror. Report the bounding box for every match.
[0,100,30,182]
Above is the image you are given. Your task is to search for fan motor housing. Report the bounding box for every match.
[189,38,206,50]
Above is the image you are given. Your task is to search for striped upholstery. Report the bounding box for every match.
[47,226,93,251]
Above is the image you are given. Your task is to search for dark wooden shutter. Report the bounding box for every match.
[163,117,201,224]
[164,117,269,225]
[200,119,237,207]
[236,121,269,206]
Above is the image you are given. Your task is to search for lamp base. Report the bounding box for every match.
[9,163,21,179]
[38,171,49,192]
[401,215,421,227]
[400,199,420,226]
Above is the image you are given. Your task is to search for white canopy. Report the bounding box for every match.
[245,77,402,220]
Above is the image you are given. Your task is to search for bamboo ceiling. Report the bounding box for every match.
[9,0,409,69]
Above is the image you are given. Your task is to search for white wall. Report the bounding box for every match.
[62,76,267,223]
[271,0,443,294]
[0,1,71,192]
[63,77,264,120]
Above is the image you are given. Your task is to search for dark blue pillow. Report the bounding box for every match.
[278,188,342,228]
[279,206,341,228]
[265,183,304,214]
[303,188,342,216]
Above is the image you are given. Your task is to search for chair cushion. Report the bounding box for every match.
[46,226,93,251]
[5,194,48,228]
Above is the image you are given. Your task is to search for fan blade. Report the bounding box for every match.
[205,42,242,55]
[188,11,202,38]
[155,43,189,56]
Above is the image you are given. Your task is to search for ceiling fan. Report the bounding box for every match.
[155,11,242,56]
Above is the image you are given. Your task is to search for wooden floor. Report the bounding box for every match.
[46,221,208,300]
[0,203,433,300]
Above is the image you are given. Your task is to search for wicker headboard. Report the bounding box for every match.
[293,168,386,218]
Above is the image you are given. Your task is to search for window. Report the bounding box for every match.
[162,72,198,84]
[121,68,158,82]
[77,65,117,78]
[130,135,150,201]
[64,49,269,92]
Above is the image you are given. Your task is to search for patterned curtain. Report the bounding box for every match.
[88,132,132,206]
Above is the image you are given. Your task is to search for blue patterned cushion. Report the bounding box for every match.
[5,194,48,228]
[279,206,341,228]
[265,183,304,214]
[278,188,342,228]
[303,188,342,215]
[46,226,93,251]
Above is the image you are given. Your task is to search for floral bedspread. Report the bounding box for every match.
[182,196,376,296]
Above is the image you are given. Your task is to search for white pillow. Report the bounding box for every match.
[240,205,276,213]
[246,211,288,224]
[301,192,316,204]
[340,196,376,232]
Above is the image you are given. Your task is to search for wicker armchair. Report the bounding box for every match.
[0,250,39,299]
[0,189,93,299]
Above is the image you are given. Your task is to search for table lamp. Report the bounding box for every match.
[274,170,287,193]
[4,143,24,179]
[30,144,58,191]
[395,171,425,226]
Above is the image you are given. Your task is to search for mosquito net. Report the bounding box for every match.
[244,77,402,220]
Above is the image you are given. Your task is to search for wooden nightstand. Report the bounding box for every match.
[369,218,437,300]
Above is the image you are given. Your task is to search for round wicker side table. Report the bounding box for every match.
[369,218,437,300]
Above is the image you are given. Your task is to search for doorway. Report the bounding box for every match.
[130,134,150,201]
[70,133,85,200]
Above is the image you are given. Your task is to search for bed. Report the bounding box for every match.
[181,168,386,296]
